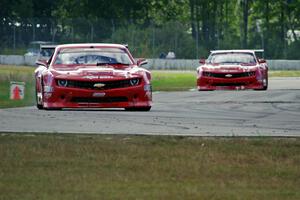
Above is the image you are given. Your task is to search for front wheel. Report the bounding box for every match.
[36,103,44,110]
[125,107,151,111]
[35,88,44,110]
[262,84,268,90]
[255,79,268,91]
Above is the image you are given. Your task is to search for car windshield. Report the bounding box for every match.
[53,47,133,66]
[207,53,256,65]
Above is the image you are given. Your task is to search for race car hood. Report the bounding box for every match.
[200,63,258,72]
[50,65,143,80]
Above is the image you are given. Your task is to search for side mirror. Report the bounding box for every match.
[258,59,266,64]
[136,58,148,66]
[199,59,206,65]
[35,59,48,67]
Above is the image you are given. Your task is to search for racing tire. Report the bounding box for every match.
[44,107,62,111]
[37,104,44,110]
[262,85,268,90]
[254,86,268,91]
[198,89,214,91]
[35,87,44,110]
[125,106,151,111]
[255,79,268,91]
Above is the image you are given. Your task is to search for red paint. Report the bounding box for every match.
[12,86,21,100]
[35,44,152,110]
[197,50,268,91]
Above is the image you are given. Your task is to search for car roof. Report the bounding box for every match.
[210,49,264,54]
[56,43,127,49]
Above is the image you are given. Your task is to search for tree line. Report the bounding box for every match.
[0,0,299,59]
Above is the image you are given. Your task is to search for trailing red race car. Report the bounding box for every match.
[35,43,152,111]
[197,50,268,90]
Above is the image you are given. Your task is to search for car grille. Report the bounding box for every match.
[56,78,141,90]
[203,71,255,78]
[71,97,128,103]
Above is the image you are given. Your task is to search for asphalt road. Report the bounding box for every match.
[1,77,300,137]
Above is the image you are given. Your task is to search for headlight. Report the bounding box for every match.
[129,78,139,86]
[57,79,68,87]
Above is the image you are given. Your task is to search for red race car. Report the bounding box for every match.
[197,50,268,90]
[35,43,152,111]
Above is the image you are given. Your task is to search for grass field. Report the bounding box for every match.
[0,134,299,200]
[1,64,300,108]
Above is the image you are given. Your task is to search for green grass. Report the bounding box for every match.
[152,71,196,91]
[1,65,300,108]
[269,70,300,77]
[0,134,299,200]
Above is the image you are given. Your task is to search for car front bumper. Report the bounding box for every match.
[42,84,152,109]
[197,76,266,90]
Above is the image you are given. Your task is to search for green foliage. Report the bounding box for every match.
[108,21,196,58]
[0,0,300,59]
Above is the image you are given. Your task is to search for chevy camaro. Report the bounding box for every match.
[197,50,268,90]
[35,43,152,111]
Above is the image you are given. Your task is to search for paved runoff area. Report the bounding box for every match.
[1,77,300,137]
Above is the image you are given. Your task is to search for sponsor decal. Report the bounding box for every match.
[43,86,54,93]
[92,92,106,97]
[83,75,114,79]
[144,84,152,91]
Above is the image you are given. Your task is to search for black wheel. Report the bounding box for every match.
[35,87,44,110]
[44,107,62,111]
[37,104,44,110]
[125,106,151,111]
[255,79,268,91]
[263,77,268,90]
[198,89,214,91]
[262,84,268,90]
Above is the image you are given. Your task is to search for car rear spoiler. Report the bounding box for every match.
[210,49,264,53]
[253,49,265,58]
[40,45,58,49]
[253,49,264,53]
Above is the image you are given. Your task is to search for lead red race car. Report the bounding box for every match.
[197,50,268,90]
[35,43,152,111]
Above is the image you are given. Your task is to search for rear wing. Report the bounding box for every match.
[210,49,265,58]
[37,45,58,62]
[253,49,264,53]
[40,45,57,50]
[210,49,264,53]
[253,49,264,58]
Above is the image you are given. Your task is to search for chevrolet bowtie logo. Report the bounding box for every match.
[94,83,106,88]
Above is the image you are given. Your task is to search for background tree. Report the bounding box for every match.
[0,0,299,59]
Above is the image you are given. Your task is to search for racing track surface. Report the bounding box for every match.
[1,77,300,137]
